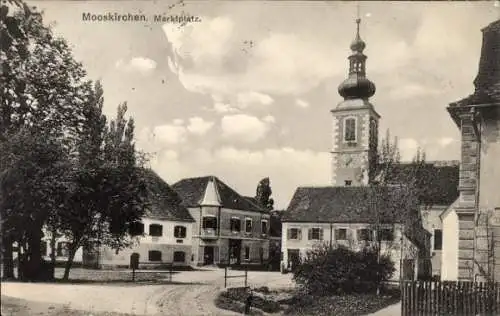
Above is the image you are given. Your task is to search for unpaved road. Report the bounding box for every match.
[1,268,294,316]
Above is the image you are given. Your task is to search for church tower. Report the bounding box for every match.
[331,19,380,187]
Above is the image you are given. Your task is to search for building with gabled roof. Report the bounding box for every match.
[172,176,270,266]
[441,18,500,282]
[82,169,195,269]
[281,18,435,281]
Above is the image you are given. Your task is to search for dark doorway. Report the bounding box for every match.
[204,246,215,265]
[287,249,300,271]
[130,253,140,269]
[228,239,242,265]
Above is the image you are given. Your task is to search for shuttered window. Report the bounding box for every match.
[287,228,301,240]
[308,228,323,240]
[335,228,347,240]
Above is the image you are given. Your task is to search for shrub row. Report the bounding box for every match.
[221,287,281,313]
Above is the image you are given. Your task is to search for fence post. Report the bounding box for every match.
[224,265,227,288]
[132,267,135,282]
[169,263,173,282]
[244,265,248,288]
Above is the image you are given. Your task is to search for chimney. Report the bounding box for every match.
[473,19,500,96]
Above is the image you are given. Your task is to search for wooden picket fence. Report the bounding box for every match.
[401,280,500,315]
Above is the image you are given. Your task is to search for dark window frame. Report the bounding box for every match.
[173,251,186,262]
[344,117,357,142]
[261,220,268,234]
[174,225,187,238]
[149,224,163,237]
[335,228,347,241]
[434,229,443,250]
[148,250,162,262]
[56,242,69,257]
[202,216,218,230]
[230,217,241,232]
[245,218,253,233]
[244,246,250,260]
[358,228,373,241]
[310,228,322,240]
[289,228,300,240]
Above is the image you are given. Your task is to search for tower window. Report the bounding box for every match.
[344,118,357,142]
[345,180,352,186]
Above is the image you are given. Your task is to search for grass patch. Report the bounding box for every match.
[0,296,138,316]
[283,292,400,316]
[214,293,264,316]
[216,287,282,314]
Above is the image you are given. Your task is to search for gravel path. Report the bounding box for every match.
[0,268,294,316]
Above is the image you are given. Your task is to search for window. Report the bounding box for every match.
[357,228,373,241]
[40,241,47,257]
[173,251,186,263]
[344,117,356,142]
[434,229,443,250]
[335,229,347,241]
[244,246,250,260]
[230,217,241,232]
[345,180,352,186]
[245,218,253,233]
[377,229,394,241]
[148,250,162,262]
[261,220,268,235]
[308,228,323,240]
[202,216,217,230]
[174,226,187,238]
[149,224,163,237]
[129,222,144,236]
[287,228,301,240]
[56,242,69,257]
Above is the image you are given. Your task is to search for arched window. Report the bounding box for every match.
[148,250,162,262]
[344,117,357,142]
[174,226,187,238]
[149,224,163,237]
[173,251,186,263]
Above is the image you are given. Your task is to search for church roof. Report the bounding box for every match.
[283,185,419,224]
[172,176,267,213]
[142,169,195,222]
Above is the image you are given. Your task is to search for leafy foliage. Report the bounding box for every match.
[255,177,274,210]
[293,245,395,295]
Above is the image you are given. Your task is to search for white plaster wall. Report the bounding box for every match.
[281,222,410,280]
[441,208,459,280]
[139,218,193,245]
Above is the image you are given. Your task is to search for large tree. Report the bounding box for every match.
[255,177,274,210]
[1,0,89,280]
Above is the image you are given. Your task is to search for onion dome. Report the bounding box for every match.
[338,19,376,100]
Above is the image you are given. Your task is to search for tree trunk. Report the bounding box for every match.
[62,241,79,281]
[50,229,57,279]
[1,235,15,279]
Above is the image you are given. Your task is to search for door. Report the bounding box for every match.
[204,246,215,265]
[287,249,300,271]
[228,239,241,265]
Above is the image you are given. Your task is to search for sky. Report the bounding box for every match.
[29,0,500,209]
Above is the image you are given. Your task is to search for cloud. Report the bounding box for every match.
[399,138,420,161]
[295,99,310,108]
[115,57,157,74]
[173,119,184,126]
[262,115,276,124]
[388,83,442,100]
[163,17,343,97]
[438,137,455,147]
[150,146,330,209]
[152,124,187,145]
[213,102,239,114]
[187,117,214,135]
[236,91,274,107]
[220,114,272,143]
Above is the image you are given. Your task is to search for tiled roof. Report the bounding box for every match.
[388,161,459,207]
[283,186,419,224]
[142,169,194,222]
[450,19,500,108]
[172,176,266,212]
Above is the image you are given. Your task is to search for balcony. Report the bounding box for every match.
[200,228,218,239]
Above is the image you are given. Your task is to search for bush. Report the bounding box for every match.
[292,245,395,295]
[220,287,281,313]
